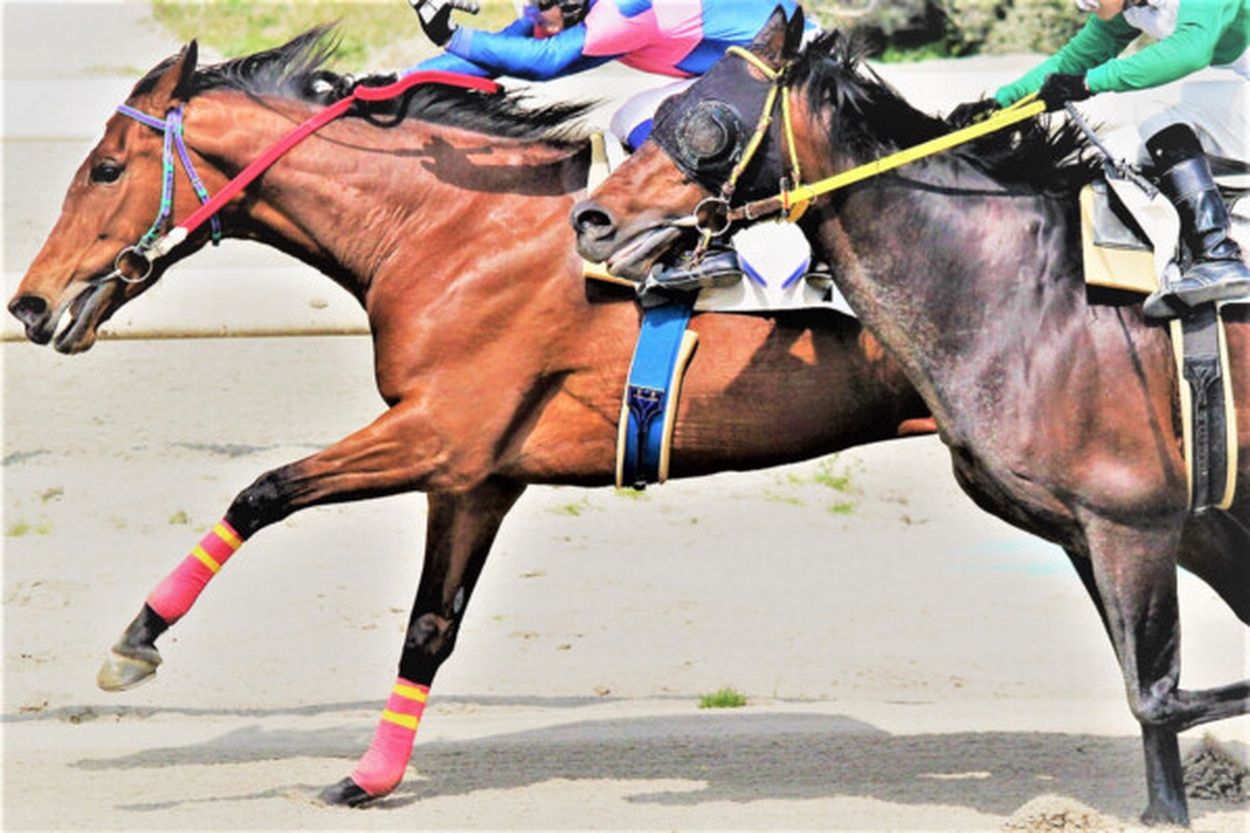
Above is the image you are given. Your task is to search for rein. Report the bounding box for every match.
[688,46,1047,245]
[105,70,501,284]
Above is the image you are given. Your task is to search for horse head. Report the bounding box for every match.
[573,6,808,279]
[7,42,214,353]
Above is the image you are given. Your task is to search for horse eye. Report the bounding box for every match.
[90,161,123,184]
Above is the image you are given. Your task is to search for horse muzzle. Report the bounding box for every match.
[8,293,55,345]
[572,199,688,282]
[8,278,118,354]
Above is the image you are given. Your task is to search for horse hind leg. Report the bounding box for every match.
[1077,515,1250,827]
[320,477,527,807]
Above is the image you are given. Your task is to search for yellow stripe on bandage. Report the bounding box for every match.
[213,523,243,550]
[381,709,420,730]
[191,545,222,574]
[393,683,429,703]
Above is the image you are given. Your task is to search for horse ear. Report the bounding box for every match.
[751,6,792,65]
[148,41,199,105]
[783,7,806,59]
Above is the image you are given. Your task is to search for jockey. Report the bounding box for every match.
[408,0,821,289]
[410,0,808,145]
[955,0,1250,319]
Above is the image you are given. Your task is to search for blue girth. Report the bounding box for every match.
[618,297,697,489]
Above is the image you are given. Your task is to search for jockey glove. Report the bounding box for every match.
[948,99,1000,128]
[410,0,480,47]
[1038,73,1091,112]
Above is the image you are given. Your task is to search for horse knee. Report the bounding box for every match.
[226,466,299,536]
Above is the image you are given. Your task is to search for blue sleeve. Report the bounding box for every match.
[404,18,535,78]
[447,22,605,80]
[412,51,496,77]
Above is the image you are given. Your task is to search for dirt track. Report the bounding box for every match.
[4,335,1248,831]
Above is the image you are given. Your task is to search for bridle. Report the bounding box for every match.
[661,45,1048,257]
[101,104,223,286]
[96,70,501,286]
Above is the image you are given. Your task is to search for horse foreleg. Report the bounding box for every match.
[1081,515,1250,827]
[97,403,463,692]
[320,478,526,806]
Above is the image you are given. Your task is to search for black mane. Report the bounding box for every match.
[789,31,1099,193]
[134,26,592,145]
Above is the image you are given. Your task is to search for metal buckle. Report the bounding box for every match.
[693,197,731,237]
[113,245,154,284]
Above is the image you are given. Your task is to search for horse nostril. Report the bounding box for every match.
[8,294,49,328]
[572,202,616,240]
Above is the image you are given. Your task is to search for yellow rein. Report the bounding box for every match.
[718,46,1046,224]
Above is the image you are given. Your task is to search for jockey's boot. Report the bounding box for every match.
[1142,124,1250,321]
[636,249,741,307]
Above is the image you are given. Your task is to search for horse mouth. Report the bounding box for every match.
[606,224,686,281]
[50,280,116,354]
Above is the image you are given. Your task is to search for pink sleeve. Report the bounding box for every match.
[582,1,657,57]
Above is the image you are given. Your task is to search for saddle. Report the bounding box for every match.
[1081,172,1248,511]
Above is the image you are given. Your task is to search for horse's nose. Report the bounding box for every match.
[8,294,53,344]
[571,200,616,243]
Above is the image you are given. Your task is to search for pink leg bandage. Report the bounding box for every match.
[147,520,243,623]
[351,678,430,797]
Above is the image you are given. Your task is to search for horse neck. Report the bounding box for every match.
[182,92,589,303]
[802,150,1082,426]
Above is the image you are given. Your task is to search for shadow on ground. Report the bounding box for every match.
[66,708,1247,821]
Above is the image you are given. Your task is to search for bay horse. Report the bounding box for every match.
[6,30,929,805]
[574,8,1250,827]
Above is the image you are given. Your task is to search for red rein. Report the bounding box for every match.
[174,72,502,239]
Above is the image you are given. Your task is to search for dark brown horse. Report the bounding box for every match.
[7,31,929,804]
[575,9,1250,827]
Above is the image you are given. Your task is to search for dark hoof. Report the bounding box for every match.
[96,645,162,692]
[318,777,377,807]
[1140,804,1189,827]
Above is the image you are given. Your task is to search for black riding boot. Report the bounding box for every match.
[1142,124,1250,321]
[639,248,742,305]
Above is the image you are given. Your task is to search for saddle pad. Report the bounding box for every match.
[1079,180,1170,294]
[694,222,857,316]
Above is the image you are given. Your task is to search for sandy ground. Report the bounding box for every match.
[3,3,1250,831]
[4,336,1249,832]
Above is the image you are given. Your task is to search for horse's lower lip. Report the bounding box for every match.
[52,281,112,353]
[606,225,684,281]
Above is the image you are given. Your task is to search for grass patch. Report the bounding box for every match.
[168,510,190,525]
[762,488,804,507]
[153,0,516,71]
[699,687,748,709]
[612,487,651,501]
[811,456,856,493]
[877,38,953,64]
[5,519,53,537]
[827,501,855,515]
[547,497,592,517]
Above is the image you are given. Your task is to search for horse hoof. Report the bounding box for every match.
[318,777,377,807]
[1140,805,1188,827]
[96,646,162,692]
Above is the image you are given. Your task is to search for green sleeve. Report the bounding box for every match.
[1086,1,1236,92]
[993,16,1138,106]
